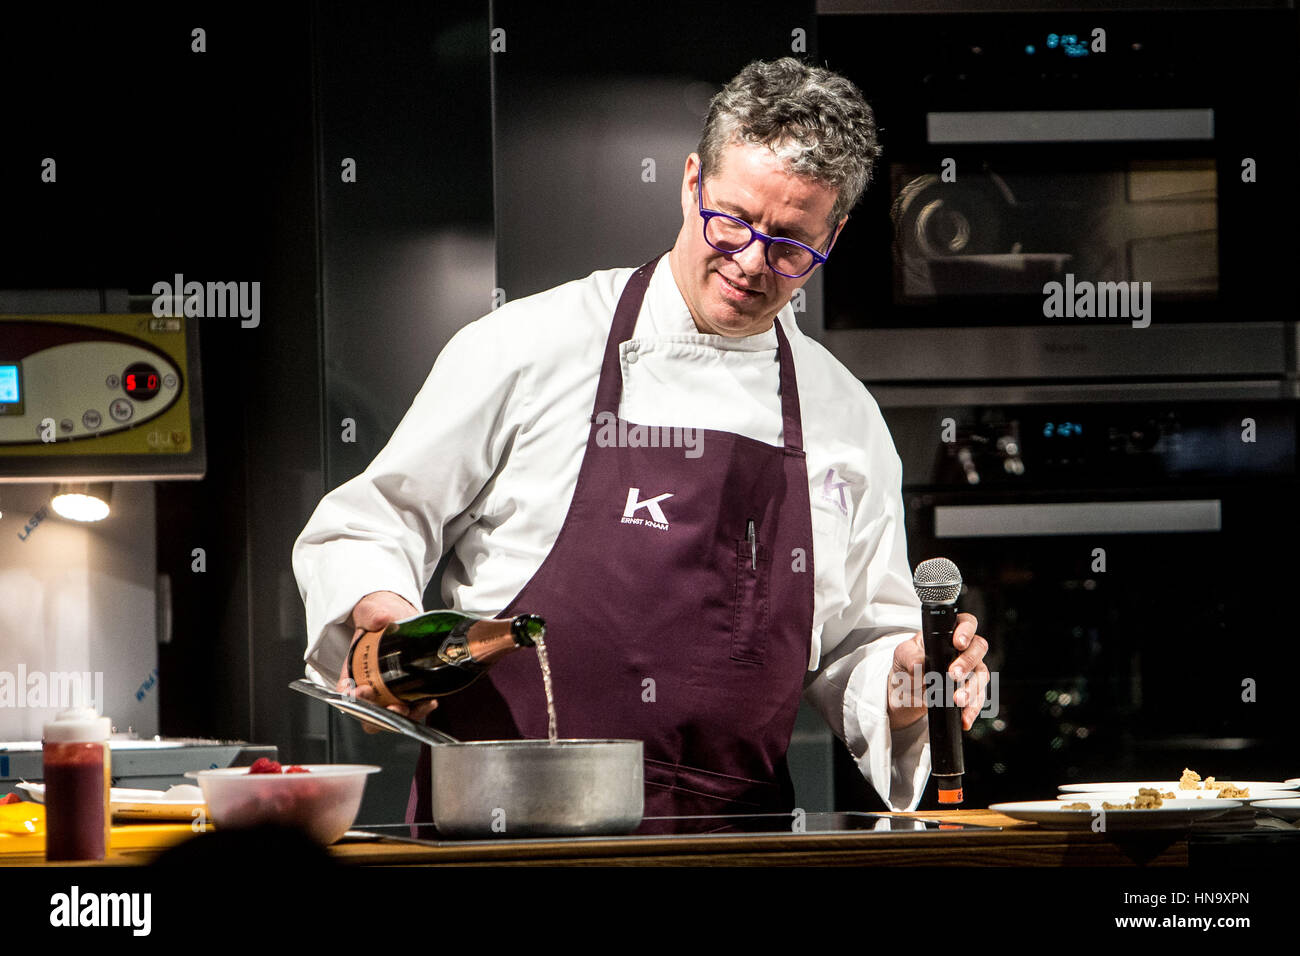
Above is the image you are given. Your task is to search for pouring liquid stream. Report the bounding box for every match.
[533,631,558,744]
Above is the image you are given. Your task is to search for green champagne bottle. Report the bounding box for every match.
[348,610,545,708]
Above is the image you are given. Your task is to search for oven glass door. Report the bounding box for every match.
[905,484,1296,804]
[891,151,1217,307]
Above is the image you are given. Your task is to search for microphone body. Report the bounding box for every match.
[914,558,967,805]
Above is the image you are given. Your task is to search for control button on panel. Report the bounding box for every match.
[106,374,120,389]
[163,373,177,389]
[109,398,134,422]
[60,419,74,433]
[82,409,102,430]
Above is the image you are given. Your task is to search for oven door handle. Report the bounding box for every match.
[934,500,1222,537]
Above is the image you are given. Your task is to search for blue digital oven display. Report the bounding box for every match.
[1025,32,1091,57]
[1042,421,1083,438]
[0,365,19,404]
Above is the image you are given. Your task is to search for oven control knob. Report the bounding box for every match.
[1128,420,1161,452]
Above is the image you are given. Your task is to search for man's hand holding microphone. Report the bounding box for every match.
[887,559,990,805]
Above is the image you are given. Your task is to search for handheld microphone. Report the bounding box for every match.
[913,557,966,805]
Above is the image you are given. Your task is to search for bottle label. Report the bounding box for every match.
[351,629,403,709]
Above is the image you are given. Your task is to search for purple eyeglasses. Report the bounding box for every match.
[696,167,842,279]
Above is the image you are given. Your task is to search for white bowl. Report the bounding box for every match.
[185,765,380,844]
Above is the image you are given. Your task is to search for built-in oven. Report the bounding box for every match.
[849,390,1298,807]
[818,4,1299,387]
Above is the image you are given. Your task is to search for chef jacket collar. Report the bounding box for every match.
[644,256,784,353]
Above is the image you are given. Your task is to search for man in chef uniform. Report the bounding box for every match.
[294,57,989,830]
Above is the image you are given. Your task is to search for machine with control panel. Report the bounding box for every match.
[0,314,205,481]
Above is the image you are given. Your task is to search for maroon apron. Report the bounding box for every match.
[408,256,815,834]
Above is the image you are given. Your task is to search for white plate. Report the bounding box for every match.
[1286,778,1300,788]
[1059,780,1298,794]
[15,782,206,821]
[1055,789,1294,805]
[0,740,187,752]
[990,798,1241,831]
[1253,799,1300,822]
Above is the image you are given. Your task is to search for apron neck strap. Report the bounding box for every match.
[592,256,658,418]
[772,319,805,452]
[592,253,805,452]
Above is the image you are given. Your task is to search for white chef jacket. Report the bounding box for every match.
[292,257,930,810]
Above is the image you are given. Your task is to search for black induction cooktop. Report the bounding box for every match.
[348,811,1000,845]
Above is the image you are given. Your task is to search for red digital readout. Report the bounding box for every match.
[122,362,161,401]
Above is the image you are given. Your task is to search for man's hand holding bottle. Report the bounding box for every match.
[339,590,438,732]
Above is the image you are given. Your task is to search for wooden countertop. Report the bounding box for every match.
[0,809,1234,867]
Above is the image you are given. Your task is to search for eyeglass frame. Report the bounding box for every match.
[695,165,844,279]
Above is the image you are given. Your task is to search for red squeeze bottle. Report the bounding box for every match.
[43,708,112,861]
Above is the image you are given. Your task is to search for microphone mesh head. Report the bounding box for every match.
[914,557,962,604]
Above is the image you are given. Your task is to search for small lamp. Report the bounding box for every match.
[51,482,113,522]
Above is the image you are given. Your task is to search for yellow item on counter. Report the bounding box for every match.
[0,801,44,836]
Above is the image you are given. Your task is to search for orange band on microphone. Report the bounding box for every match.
[938,787,963,804]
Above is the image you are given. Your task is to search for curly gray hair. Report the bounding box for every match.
[698,58,880,227]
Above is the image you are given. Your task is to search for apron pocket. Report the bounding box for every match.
[731,539,771,663]
[643,757,785,816]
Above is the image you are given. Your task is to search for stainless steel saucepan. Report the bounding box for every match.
[289,680,643,837]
